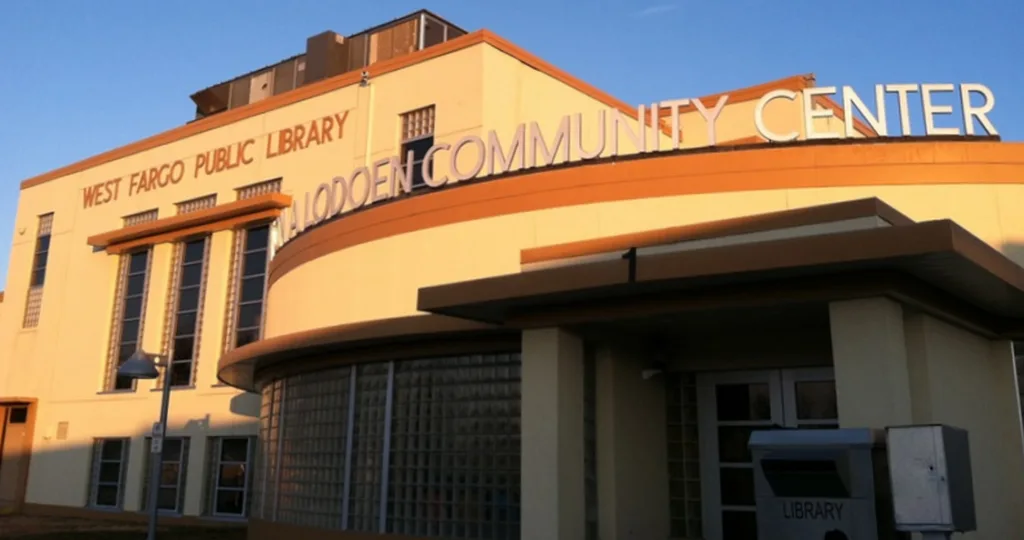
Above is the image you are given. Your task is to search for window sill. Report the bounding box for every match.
[96,389,137,396]
[85,505,124,512]
[150,385,197,393]
[205,514,248,523]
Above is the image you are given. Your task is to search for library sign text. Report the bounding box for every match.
[272,82,998,254]
[80,111,351,209]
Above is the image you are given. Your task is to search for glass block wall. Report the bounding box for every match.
[252,353,522,540]
[666,372,702,539]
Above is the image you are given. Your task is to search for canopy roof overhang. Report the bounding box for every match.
[418,198,1024,338]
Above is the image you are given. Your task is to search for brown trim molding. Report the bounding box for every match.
[87,193,291,253]
[218,314,518,391]
[520,197,913,265]
[21,503,245,529]
[268,137,1020,288]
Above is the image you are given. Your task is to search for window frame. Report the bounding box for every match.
[207,436,256,518]
[226,222,272,351]
[88,438,130,510]
[164,235,211,388]
[107,247,153,392]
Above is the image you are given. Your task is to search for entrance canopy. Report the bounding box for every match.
[418,198,1024,338]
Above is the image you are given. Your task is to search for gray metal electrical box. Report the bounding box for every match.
[886,424,976,534]
[749,428,906,540]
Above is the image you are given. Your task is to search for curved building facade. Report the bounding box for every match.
[1,8,1024,540]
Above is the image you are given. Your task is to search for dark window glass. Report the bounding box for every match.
[716,383,771,422]
[211,437,251,517]
[168,237,208,388]
[240,276,265,302]
[92,439,126,509]
[9,407,27,424]
[401,136,434,189]
[95,485,119,507]
[100,439,123,460]
[238,304,262,330]
[242,250,268,276]
[245,225,269,251]
[175,312,197,334]
[178,288,199,312]
[172,337,194,362]
[181,264,202,287]
[113,249,150,391]
[120,320,140,343]
[235,328,260,348]
[234,225,269,348]
[29,233,51,287]
[129,251,149,273]
[99,462,121,483]
[184,239,206,262]
[31,268,46,287]
[220,438,248,462]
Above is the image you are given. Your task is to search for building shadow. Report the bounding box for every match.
[0,410,258,540]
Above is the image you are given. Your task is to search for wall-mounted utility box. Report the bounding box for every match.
[886,424,976,533]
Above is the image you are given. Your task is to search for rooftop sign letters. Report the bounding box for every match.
[270,82,998,255]
[80,112,350,209]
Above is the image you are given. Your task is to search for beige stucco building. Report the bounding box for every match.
[1,9,1023,540]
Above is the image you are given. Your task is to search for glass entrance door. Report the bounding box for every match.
[696,368,837,540]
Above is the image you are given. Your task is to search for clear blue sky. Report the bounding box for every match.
[0,0,1021,289]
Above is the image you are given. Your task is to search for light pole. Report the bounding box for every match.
[117,349,172,540]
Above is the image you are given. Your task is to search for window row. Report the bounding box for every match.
[106,222,272,392]
[254,353,522,540]
[88,435,256,518]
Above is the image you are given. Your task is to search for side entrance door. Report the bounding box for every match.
[696,368,837,540]
[0,404,32,515]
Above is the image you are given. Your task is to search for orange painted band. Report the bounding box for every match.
[267,137,1020,287]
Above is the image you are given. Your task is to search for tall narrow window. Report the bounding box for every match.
[142,437,189,514]
[88,438,129,509]
[231,224,270,348]
[207,436,255,517]
[400,105,436,189]
[165,236,210,387]
[107,249,152,391]
[22,212,53,328]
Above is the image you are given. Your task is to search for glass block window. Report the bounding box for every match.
[236,178,282,200]
[176,194,217,215]
[386,354,522,540]
[666,372,702,539]
[105,249,152,391]
[347,362,390,532]
[252,352,522,539]
[163,236,210,387]
[252,379,285,520]
[88,438,129,509]
[276,369,352,528]
[400,106,436,189]
[123,209,159,227]
[207,436,256,517]
[141,437,190,514]
[223,223,270,351]
[22,213,53,328]
[401,106,435,141]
